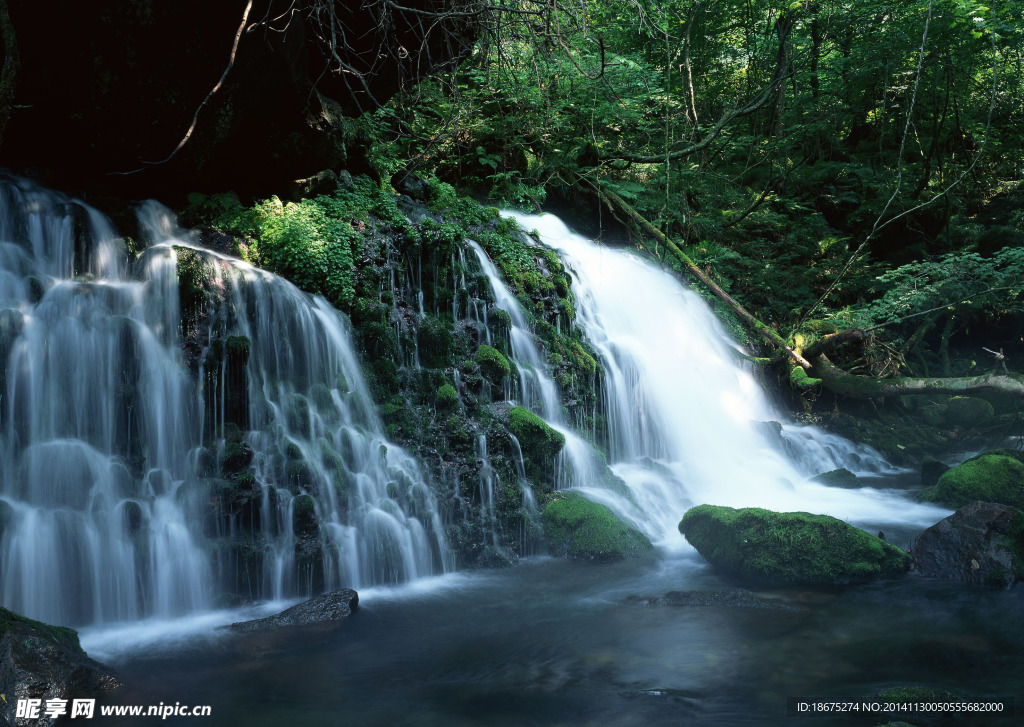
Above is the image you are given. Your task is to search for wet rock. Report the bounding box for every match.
[120,500,143,535]
[228,590,359,633]
[0,608,120,727]
[910,501,1022,588]
[810,467,859,488]
[624,589,805,612]
[285,169,339,201]
[679,505,910,587]
[220,441,254,475]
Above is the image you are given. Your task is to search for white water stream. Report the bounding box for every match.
[502,212,948,547]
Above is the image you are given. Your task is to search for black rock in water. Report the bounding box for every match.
[229,590,359,633]
[0,608,120,727]
[910,501,1021,588]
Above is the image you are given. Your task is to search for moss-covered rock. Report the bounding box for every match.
[474,344,511,385]
[508,406,565,488]
[917,453,1024,509]
[0,607,84,654]
[679,505,910,586]
[292,494,319,538]
[944,396,995,428]
[435,384,459,411]
[810,468,859,488]
[508,407,565,459]
[418,316,455,369]
[542,491,653,561]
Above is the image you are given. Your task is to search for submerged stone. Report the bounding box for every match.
[228,589,359,633]
[679,505,910,587]
[624,589,805,612]
[542,491,653,561]
[917,453,1024,509]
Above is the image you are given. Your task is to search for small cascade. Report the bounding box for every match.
[0,180,209,625]
[466,240,607,494]
[0,179,452,627]
[503,211,945,545]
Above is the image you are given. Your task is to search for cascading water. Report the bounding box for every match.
[0,179,451,627]
[503,212,948,546]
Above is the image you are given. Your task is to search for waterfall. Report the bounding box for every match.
[502,212,947,546]
[0,179,450,626]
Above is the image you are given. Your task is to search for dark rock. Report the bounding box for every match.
[220,441,254,474]
[0,608,120,727]
[392,172,429,200]
[910,501,1022,588]
[679,505,911,587]
[285,169,339,201]
[920,456,950,488]
[228,590,358,633]
[810,467,859,488]
[624,589,805,612]
[120,501,143,535]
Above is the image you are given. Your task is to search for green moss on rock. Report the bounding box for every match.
[508,407,565,461]
[0,607,84,655]
[918,454,1024,508]
[679,505,910,586]
[475,344,511,385]
[418,317,454,369]
[542,491,652,561]
[435,384,459,411]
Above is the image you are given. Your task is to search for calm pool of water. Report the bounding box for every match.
[85,548,1023,726]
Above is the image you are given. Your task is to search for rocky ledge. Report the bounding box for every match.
[0,608,120,727]
[229,590,359,633]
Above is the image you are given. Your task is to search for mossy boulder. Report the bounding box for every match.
[542,491,653,561]
[679,505,911,587]
[435,384,459,411]
[508,406,565,487]
[292,494,319,539]
[944,396,995,428]
[508,407,565,459]
[917,454,1024,509]
[810,468,859,488]
[0,607,120,726]
[474,344,511,385]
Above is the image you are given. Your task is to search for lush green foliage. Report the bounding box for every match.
[366,0,1023,379]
